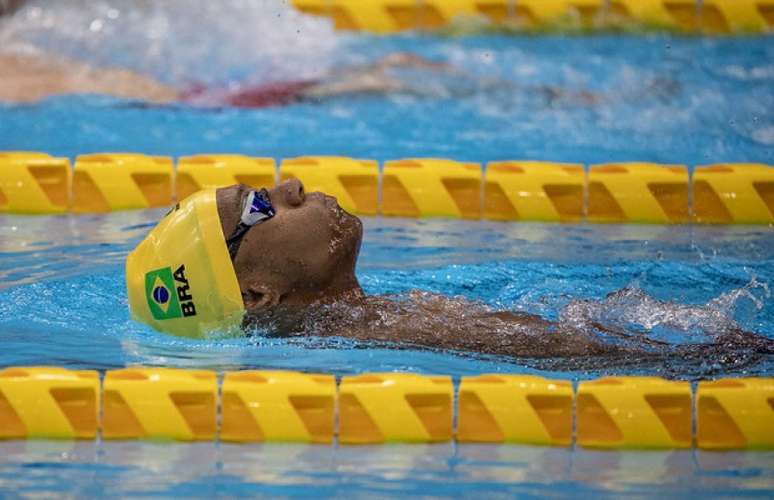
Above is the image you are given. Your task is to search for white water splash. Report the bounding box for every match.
[707,276,770,316]
[0,0,339,85]
[720,64,774,82]
[559,277,770,345]
[751,124,774,145]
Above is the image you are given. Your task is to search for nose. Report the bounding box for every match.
[275,178,305,207]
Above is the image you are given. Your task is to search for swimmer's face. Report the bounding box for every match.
[216,180,363,311]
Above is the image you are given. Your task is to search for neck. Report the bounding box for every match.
[281,278,364,306]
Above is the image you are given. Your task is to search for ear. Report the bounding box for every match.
[241,285,281,310]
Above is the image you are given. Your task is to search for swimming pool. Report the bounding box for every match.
[1,1,773,497]
[1,213,773,495]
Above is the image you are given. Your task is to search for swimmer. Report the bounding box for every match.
[126,181,772,370]
[180,52,460,108]
[0,49,672,108]
[0,50,479,106]
[0,51,179,104]
[0,50,456,105]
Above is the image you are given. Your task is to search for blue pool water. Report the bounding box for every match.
[0,441,773,498]
[1,1,773,497]
[1,25,773,164]
[0,214,773,497]
[0,213,773,379]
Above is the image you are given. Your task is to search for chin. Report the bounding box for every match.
[336,208,363,259]
[328,196,361,235]
[321,194,362,256]
[346,209,363,231]
[343,211,363,246]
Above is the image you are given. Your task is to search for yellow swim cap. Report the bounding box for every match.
[126,189,244,338]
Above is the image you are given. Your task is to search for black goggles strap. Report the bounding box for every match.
[226,222,252,261]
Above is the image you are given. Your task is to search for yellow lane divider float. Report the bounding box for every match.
[457,374,573,445]
[382,158,482,219]
[0,152,71,214]
[484,161,584,222]
[608,0,696,32]
[0,152,771,223]
[692,163,774,224]
[587,162,690,224]
[72,153,174,213]
[102,367,217,441]
[290,0,774,34]
[702,0,774,34]
[280,156,379,216]
[696,378,774,450]
[176,155,276,202]
[576,376,692,449]
[339,373,453,443]
[0,367,99,439]
[0,367,772,449]
[221,371,336,443]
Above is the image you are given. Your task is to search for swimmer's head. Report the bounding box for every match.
[218,179,363,310]
[126,179,363,338]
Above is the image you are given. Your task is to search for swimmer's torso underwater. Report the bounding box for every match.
[126,181,774,374]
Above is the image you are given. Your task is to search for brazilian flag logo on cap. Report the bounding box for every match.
[145,267,182,320]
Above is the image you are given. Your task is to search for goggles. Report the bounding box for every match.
[226,188,276,260]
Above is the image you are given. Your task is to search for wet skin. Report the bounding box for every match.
[216,181,773,372]
[217,180,363,310]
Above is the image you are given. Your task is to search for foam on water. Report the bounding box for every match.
[561,280,771,343]
[0,0,339,85]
